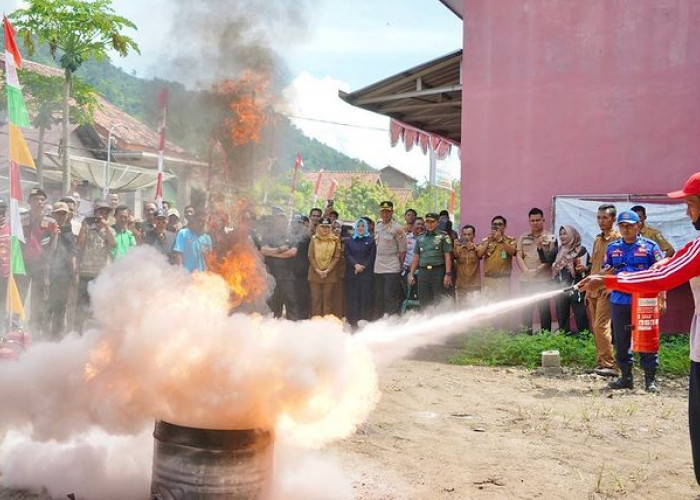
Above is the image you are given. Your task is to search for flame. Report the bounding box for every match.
[213,70,271,147]
[206,233,270,310]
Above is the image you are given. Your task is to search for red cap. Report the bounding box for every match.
[668,172,700,198]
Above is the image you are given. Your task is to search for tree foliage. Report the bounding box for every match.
[10,0,139,71]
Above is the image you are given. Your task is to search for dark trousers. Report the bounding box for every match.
[267,278,300,320]
[295,273,311,320]
[555,291,589,333]
[689,361,700,485]
[75,276,94,334]
[346,275,373,326]
[45,276,71,340]
[520,281,552,333]
[417,267,448,308]
[610,302,658,369]
[373,273,401,317]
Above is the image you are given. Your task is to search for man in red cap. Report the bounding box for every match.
[581,171,700,486]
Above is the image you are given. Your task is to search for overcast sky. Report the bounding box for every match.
[14,0,464,182]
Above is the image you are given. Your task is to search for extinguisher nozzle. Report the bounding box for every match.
[562,284,579,294]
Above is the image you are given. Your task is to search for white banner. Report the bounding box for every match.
[553,197,695,255]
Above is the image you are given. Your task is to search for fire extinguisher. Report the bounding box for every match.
[630,292,660,353]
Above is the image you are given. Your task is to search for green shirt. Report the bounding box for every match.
[414,230,452,267]
[111,228,136,260]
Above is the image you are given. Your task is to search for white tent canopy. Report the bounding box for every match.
[554,196,695,255]
[43,152,175,192]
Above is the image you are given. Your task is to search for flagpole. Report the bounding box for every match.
[288,152,302,224]
[155,88,168,211]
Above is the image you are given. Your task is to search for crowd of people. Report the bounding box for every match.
[0,187,677,394]
[258,200,676,394]
[0,187,209,339]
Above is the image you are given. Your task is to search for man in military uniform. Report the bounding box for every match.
[630,205,675,258]
[373,201,407,317]
[587,203,621,377]
[604,210,663,392]
[477,215,517,298]
[408,213,453,308]
[516,207,556,333]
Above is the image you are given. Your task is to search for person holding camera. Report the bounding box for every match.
[516,207,556,334]
[45,202,77,340]
[477,215,517,298]
[454,224,482,304]
[75,200,116,333]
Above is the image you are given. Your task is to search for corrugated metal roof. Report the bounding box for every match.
[339,50,462,144]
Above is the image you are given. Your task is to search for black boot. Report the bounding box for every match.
[609,364,634,390]
[644,368,658,393]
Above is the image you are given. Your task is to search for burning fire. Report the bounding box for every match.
[213,69,271,146]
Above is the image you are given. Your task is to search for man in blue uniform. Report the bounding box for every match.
[605,209,663,392]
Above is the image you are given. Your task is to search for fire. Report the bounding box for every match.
[213,69,271,147]
[206,233,270,311]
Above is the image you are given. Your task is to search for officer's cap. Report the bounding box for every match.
[319,217,332,226]
[379,201,394,211]
[29,187,47,199]
[425,212,439,221]
[617,210,640,225]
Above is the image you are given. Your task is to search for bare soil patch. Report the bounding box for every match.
[336,343,698,499]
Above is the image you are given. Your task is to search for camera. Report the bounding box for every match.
[84,216,97,225]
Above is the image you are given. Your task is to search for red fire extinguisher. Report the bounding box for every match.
[631,292,660,353]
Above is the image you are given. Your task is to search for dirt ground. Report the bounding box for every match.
[335,336,700,500]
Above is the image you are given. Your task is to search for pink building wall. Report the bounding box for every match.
[459,0,700,331]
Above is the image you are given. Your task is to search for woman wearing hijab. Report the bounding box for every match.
[344,218,377,328]
[540,225,590,333]
[308,217,342,317]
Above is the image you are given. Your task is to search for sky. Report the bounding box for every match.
[13,0,464,183]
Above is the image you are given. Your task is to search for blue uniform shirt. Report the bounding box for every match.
[604,236,662,305]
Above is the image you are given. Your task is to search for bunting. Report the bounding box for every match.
[4,15,32,321]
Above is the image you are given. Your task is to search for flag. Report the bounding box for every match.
[155,88,169,210]
[294,152,303,171]
[4,16,31,321]
[449,188,456,213]
[326,179,338,201]
[6,275,24,320]
[313,169,325,197]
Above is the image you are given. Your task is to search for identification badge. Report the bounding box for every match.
[501,250,507,259]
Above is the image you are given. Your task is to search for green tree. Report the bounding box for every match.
[333,178,396,222]
[12,71,97,187]
[10,0,139,192]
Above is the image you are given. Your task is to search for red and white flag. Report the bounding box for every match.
[154,88,169,210]
[326,179,338,201]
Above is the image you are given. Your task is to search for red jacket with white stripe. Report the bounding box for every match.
[604,234,700,362]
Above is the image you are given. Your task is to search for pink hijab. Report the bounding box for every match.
[552,225,582,278]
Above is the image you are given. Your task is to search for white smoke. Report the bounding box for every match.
[0,247,379,496]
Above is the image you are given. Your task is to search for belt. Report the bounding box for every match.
[420,264,445,270]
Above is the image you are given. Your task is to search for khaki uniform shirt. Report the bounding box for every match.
[589,229,621,298]
[640,224,674,256]
[481,236,516,278]
[454,242,481,288]
[374,220,407,274]
[517,231,555,282]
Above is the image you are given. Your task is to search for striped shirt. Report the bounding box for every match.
[604,235,700,362]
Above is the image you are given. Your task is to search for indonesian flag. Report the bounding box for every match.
[313,169,325,197]
[154,88,168,210]
[294,152,303,171]
[326,179,338,201]
[3,16,30,319]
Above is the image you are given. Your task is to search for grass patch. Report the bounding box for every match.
[449,330,690,376]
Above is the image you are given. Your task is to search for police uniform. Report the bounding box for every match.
[480,235,516,297]
[640,224,674,257]
[606,234,663,370]
[373,201,407,316]
[412,214,453,308]
[587,228,621,371]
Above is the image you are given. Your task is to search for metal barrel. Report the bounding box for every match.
[150,421,274,500]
